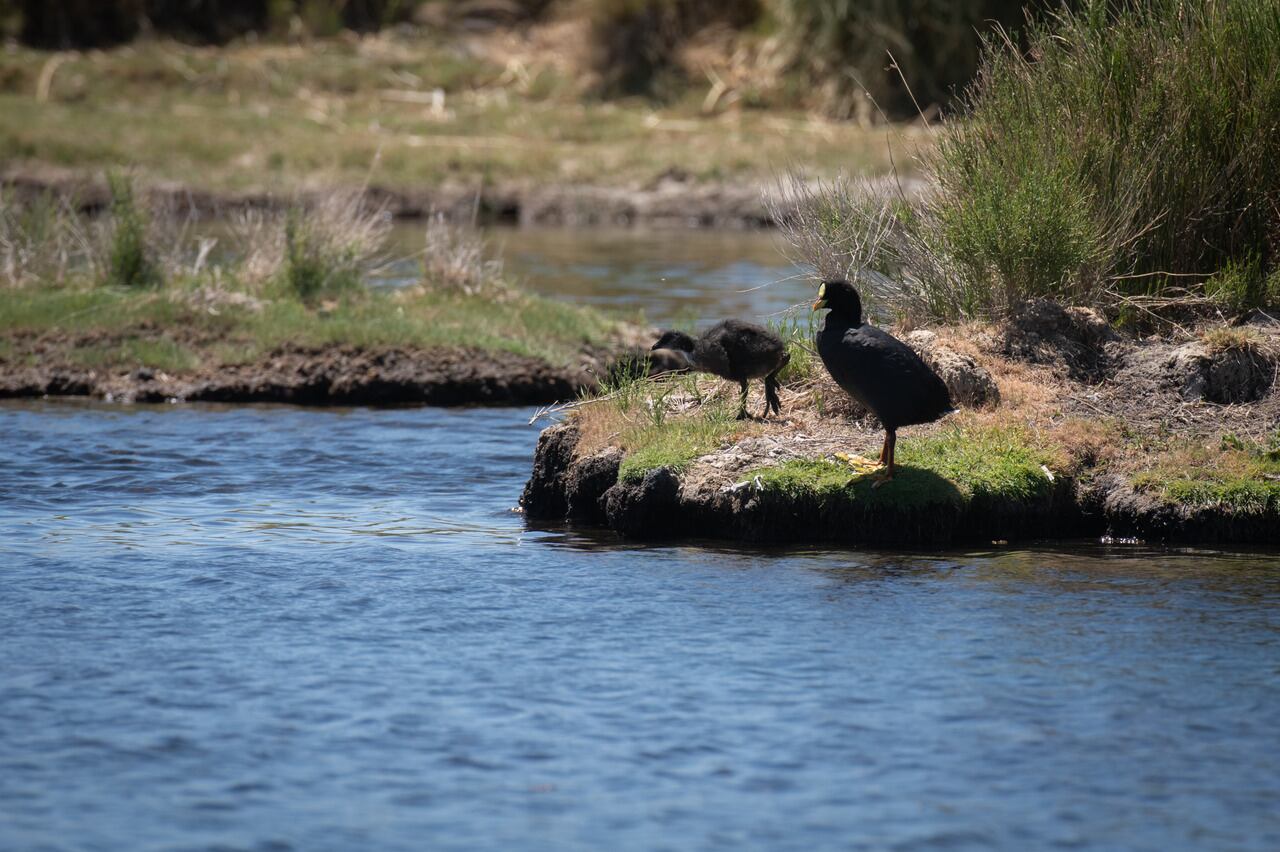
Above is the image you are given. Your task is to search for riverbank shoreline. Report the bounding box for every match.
[520,421,1280,546]
[0,342,614,406]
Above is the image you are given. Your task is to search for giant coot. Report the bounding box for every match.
[652,319,790,419]
[813,279,953,481]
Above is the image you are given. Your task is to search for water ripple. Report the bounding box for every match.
[1,399,1279,851]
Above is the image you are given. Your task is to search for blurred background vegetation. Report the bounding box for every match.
[0,0,1072,120]
[1,0,1275,318]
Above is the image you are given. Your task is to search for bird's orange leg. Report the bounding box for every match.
[873,430,896,487]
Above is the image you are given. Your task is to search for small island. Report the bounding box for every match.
[522,298,1279,546]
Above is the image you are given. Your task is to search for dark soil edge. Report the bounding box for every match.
[520,422,1280,547]
[2,167,781,229]
[0,344,601,407]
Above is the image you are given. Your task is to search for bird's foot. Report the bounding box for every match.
[835,452,881,473]
[871,472,894,489]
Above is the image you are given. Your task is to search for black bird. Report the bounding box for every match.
[812,279,953,481]
[651,320,790,419]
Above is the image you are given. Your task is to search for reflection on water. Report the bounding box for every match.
[2,398,1279,851]
[387,225,810,326]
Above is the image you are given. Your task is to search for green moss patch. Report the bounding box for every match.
[751,457,963,513]
[1133,435,1280,515]
[749,425,1056,511]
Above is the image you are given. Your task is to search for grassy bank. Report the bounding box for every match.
[0,32,919,196]
[0,281,618,369]
[0,184,624,375]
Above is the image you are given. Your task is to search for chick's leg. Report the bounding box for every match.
[764,373,782,418]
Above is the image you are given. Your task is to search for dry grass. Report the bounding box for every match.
[0,190,94,287]
[1201,326,1270,355]
[0,32,919,196]
[420,213,506,296]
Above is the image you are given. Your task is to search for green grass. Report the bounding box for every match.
[1133,435,1280,515]
[0,179,620,370]
[65,338,200,373]
[769,312,818,384]
[617,412,743,483]
[579,365,749,483]
[0,279,621,369]
[750,424,1055,510]
[246,286,618,362]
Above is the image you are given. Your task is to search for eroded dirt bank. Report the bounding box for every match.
[0,341,615,406]
[2,167,922,229]
[521,421,1280,546]
[521,303,1280,547]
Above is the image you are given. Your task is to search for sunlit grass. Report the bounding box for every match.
[0,280,620,368]
[0,36,914,193]
[749,424,1055,510]
[1132,434,1280,514]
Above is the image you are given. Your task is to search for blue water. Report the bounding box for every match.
[2,399,1279,851]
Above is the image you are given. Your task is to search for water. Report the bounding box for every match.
[3,399,1279,851]
[390,225,811,326]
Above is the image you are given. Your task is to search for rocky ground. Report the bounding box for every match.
[522,302,1280,546]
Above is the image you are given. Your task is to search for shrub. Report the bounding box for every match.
[19,0,142,49]
[280,192,390,300]
[777,0,1280,322]
[12,0,416,47]
[145,0,271,43]
[934,0,1280,312]
[104,174,160,289]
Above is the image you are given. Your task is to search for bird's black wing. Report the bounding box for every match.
[819,322,951,426]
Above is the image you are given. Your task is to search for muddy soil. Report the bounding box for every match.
[0,340,617,406]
